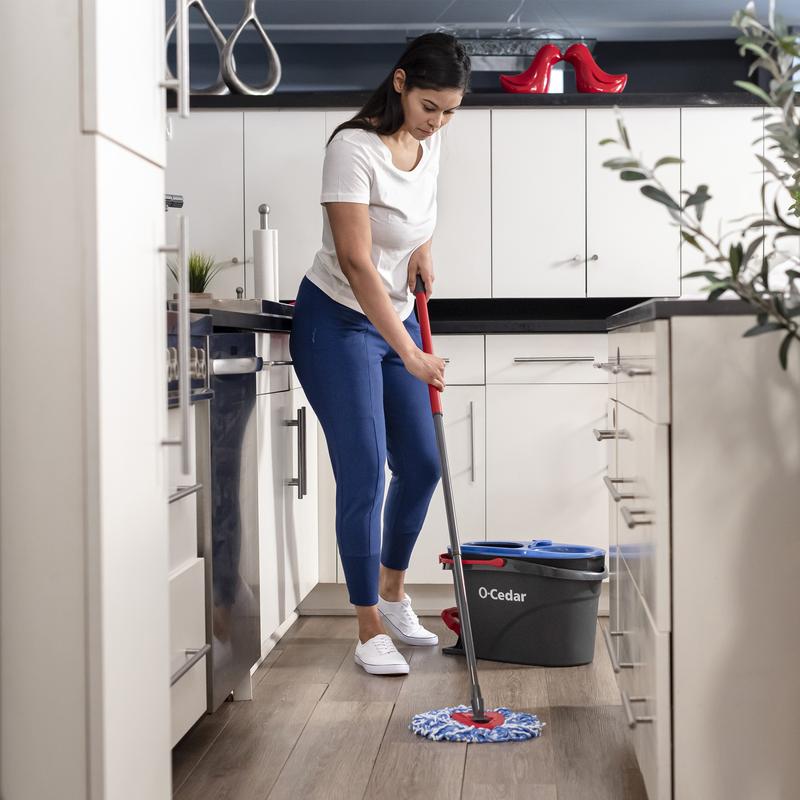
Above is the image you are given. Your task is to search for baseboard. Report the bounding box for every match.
[298,582,610,618]
[253,610,300,672]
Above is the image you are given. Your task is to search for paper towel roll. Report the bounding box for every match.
[253,228,279,301]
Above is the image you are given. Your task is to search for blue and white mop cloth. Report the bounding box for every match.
[409,705,545,743]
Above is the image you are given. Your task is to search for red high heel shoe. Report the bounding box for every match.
[499,43,563,94]
[562,43,627,93]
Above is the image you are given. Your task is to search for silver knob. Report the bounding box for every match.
[589,254,599,261]
[236,286,244,299]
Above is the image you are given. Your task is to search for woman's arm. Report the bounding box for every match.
[325,202,445,391]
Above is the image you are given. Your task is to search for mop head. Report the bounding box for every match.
[409,705,544,743]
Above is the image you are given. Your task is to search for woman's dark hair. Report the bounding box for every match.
[326,33,471,145]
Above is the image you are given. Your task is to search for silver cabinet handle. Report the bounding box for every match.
[513,356,595,363]
[589,254,599,261]
[603,476,636,502]
[170,643,210,686]
[169,482,202,504]
[212,356,263,376]
[160,215,191,474]
[622,366,653,377]
[621,507,652,528]
[160,0,190,117]
[601,624,633,674]
[469,399,475,484]
[264,360,293,367]
[285,406,306,499]
[593,428,631,441]
[442,357,450,363]
[593,361,620,374]
[621,688,654,729]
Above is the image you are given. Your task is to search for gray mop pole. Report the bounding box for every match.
[414,275,487,723]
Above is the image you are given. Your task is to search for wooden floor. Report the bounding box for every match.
[172,616,648,800]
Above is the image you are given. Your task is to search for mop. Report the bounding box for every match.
[408,276,545,744]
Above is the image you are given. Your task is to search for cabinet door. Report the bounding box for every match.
[407,386,486,584]
[681,107,764,297]
[256,390,290,649]
[492,109,586,298]
[244,111,327,301]
[433,110,492,298]
[80,0,166,167]
[486,383,608,551]
[286,386,319,603]
[165,112,245,300]
[586,108,681,297]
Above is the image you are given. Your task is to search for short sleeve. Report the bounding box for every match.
[320,133,372,204]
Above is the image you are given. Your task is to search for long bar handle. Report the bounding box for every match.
[621,506,653,529]
[469,399,475,484]
[513,356,595,363]
[603,475,636,502]
[594,428,631,441]
[169,482,202,504]
[284,407,306,499]
[160,0,190,117]
[621,688,654,729]
[170,643,211,686]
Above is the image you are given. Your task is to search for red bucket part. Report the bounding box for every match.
[438,554,506,568]
[450,710,506,729]
[441,606,461,636]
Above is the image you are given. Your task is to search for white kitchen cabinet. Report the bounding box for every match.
[492,109,587,298]
[603,308,800,800]
[165,112,246,300]
[244,111,327,301]
[432,110,492,298]
[681,107,764,297]
[586,108,681,297]
[485,382,608,552]
[80,0,166,166]
[256,363,319,652]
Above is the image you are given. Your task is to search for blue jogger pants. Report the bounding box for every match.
[289,276,442,606]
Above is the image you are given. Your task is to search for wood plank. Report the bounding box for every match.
[277,614,358,645]
[548,705,647,800]
[173,681,327,800]
[267,701,394,800]
[258,640,350,686]
[323,640,412,703]
[544,622,620,706]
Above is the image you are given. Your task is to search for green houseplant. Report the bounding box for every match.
[168,250,226,296]
[601,0,800,369]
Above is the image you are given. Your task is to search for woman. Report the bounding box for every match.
[289,33,470,676]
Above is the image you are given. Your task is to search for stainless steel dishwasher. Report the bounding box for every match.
[196,331,262,711]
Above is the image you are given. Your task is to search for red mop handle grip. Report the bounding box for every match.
[413,274,443,416]
[439,554,506,568]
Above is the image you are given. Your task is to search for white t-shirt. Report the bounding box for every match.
[305,126,440,320]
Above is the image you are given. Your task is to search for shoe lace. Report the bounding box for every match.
[373,635,398,655]
[399,598,419,628]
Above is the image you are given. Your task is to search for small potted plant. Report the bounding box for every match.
[168,250,226,302]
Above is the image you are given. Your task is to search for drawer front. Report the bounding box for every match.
[616,403,671,632]
[613,320,670,423]
[169,558,207,745]
[486,333,608,384]
[167,404,197,490]
[618,560,672,800]
[168,492,199,574]
[256,332,291,395]
[432,334,484,384]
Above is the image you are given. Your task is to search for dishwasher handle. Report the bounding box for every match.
[211,356,264,376]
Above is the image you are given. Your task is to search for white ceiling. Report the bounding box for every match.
[189,0,800,43]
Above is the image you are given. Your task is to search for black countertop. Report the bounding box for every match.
[173,91,763,111]
[606,297,755,330]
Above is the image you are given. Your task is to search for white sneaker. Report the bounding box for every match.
[354,634,410,675]
[378,594,439,647]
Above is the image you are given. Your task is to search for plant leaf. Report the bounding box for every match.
[653,156,683,168]
[680,230,703,251]
[743,320,785,336]
[779,331,794,370]
[602,157,641,169]
[620,170,648,181]
[640,184,682,210]
[616,117,631,149]
[598,137,617,145]
[733,79,776,105]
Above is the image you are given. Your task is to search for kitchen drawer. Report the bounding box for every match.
[611,320,670,423]
[168,491,199,573]
[616,403,671,632]
[167,404,197,489]
[256,332,291,395]
[432,334,484,384]
[618,560,672,800]
[169,557,207,746]
[486,333,607,384]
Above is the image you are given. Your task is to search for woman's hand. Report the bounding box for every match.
[402,348,446,392]
[407,240,435,300]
